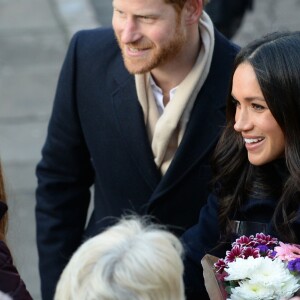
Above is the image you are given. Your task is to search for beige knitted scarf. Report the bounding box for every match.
[135,11,215,175]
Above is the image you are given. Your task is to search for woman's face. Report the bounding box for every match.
[232,62,285,166]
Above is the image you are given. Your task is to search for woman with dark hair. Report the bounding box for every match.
[183,31,300,299]
[0,160,32,299]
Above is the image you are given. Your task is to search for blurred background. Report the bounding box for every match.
[0,0,299,299]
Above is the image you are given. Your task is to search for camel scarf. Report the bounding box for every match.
[135,11,215,175]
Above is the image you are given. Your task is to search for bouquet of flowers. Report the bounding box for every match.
[201,233,300,300]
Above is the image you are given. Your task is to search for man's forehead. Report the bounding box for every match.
[112,0,172,12]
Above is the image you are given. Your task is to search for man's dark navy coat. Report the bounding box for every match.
[35,27,238,300]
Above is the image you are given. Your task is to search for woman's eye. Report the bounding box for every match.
[231,98,240,107]
[251,103,265,111]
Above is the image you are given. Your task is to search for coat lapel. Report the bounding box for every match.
[111,69,161,190]
[150,87,226,199]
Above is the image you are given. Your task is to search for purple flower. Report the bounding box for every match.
[268,250,277,259]
[287,258,300,273]
[257,244,269,254]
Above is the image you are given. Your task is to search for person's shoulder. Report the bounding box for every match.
[210,28,239,75]
[67,27,121,63]
[71,27,118,53]
[214,28,240,55]
[74,27,115,42]
[0,241,33,300]
[0,240,13,267]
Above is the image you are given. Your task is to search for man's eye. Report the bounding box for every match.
[115,9,126,17]
[138,15,156,23]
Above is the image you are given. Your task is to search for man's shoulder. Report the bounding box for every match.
[75,27,114,40]
[72,27,119,53]
[210,29,240,75]
[67,27,122,67]
[200,29,239,105]
[214,28,240,56]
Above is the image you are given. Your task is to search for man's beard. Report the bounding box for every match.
[115,25,186,74]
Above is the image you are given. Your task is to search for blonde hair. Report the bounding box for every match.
[55,216,185,300]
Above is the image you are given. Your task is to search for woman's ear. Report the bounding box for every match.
[183,0,203,25]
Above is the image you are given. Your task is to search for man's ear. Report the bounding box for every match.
[183,0,203,25]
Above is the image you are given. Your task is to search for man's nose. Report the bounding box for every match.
[120,19,140,44]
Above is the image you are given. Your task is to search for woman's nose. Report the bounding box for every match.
[234,108,253,132]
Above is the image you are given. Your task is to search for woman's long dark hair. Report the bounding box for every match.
[212,31,300,243]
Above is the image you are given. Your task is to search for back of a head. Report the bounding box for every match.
[54,216,185,300]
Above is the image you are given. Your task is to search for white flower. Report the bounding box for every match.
[230,280,274,300]
[225,257,300,300]
[225,256,258,281]
[276,274,300,299]
[249,257,291,286]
